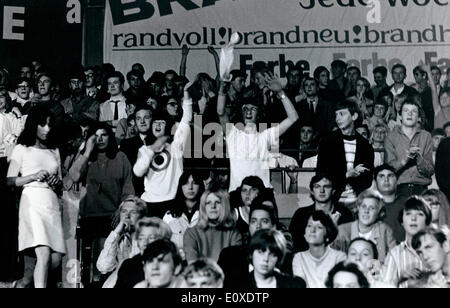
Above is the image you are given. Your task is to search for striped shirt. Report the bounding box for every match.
[382,241,425,287]
[343,138,357,172]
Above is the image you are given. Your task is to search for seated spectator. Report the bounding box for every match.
[230,176,267,238]
[365,99,388,134]
[114,217,172,288]
[371,124,388,167]
[345,238,395,288]
[290,174,354,252]
[292,211,346,288]
[382,196,432,287]
[218,195,294,288]
[387,92,406,130]
[134,239,183,288]
[371,66,389,104]
[333,189,396,263]
[180,258,224,288]
[356,123,370,141]
[96,196,148,287]
[313,66,330,99]
[183,186,242,263]
[421,189,450,228]
[411,227,450,288]
[163,171,205,259]
[162,95,182,123]
[317,99,374,203]
[325,261,370,288]
[239,229,306,288]
[348,77,374,120]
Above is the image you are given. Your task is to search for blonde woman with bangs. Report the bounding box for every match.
[183,185,242,263]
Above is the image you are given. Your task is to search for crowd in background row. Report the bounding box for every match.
[1,46,450,288]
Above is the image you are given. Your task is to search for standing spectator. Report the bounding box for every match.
[84,66,99,99]
[389,64,418,99]
[99,71,128,131]
[313,66,331,99]
[124,69,146,103]
[183,186,242,263]
[290,174,354,252]
[133,82,193,218]
[12,78,33,115]
[292,211,346,288]
[348,77,373,120]
[371,66,389,104]
[317,99,374,201]
[163,171,205,259]
[327,60,351,99]
[435,137,450,203]
[384,100,434,198]
[7,107,66,288]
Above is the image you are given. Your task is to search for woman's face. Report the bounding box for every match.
[356,80,367,95]
[182,175,200,203]
[318,70,330,87]
[424,195,440,223]
[304,217,327,245]
[120,201,142,229]
[358,198,380,227]
[372,127,387,143]
[347,240,375,273]
[95,129,110,151]
[37,117,52,142]
[241,184,260,207]
[152,120,167,138]
[137,226,160,253]
[252,248,278,277]
[205,193,222,222]
[249,209,274,236]
[333,271,361,288]
[166,99,179,117]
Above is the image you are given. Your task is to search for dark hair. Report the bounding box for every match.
[17,106,57,149]
[430,66,441,75]
[240,176,266,192]
[347,66,361,76]
[167,171,205,218]
[87,122,118,161]
[309,173,334,191]
[378,88,393,102]
[400,99,422,116]
[444,121,450,130]
[230,69,247,81]
[391,63,407,74]
[307,211,339,246]
[142,239,182,268]
[302,77,318,89]
[373,66,388,77]
[325,262,370,288]
[106,71,125,85]
[313,66,330,81]
[398,196,432,226]
[440,87,450,99]
[147,71,165,85]
[164,70,178,78]
[249,229,287,266]
[249,194,279,226]
[331,60,347,70]
[335,99,359,116]
[373,164,397,180]
[412,227,448,250]
[432,128,446,137]
[348,237,379,260]
[16,77,31,87]
[126,69,144,81]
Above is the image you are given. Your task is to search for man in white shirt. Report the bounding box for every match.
[99,71,128,130]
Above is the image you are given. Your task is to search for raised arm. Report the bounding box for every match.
[217,80,230,133]
[67,135,96,183]
[179,44,190,77]
[181,81,194,125]
[265,72,299,136]
[207,46,221,87]
[423,64,439,115]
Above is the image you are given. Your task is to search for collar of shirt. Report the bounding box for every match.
[391,84,405,96]
[108,94,125,102]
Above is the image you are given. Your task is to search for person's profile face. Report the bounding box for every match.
[423,195,441,223]
[249,209,273,236]
[402,209,427,236]
[348,69,360,82]
[333,271,361,288]
[255,72,267,90]
[358,198,380,227]
[107,77,123,96]
[36,117,52,142]
[347,240,375,273]
[432,134,445,151]
[231,77,245,93]
[182,175,200,203]
[144,253,175,288]
[415,234,448,273]
[375,169,397,195]
[252,248,278,277]
[335,108,356,131]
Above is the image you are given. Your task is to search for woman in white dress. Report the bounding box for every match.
[7,107,66,288]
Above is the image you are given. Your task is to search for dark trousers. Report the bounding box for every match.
[146,200,174,219]
[397,183,428,199]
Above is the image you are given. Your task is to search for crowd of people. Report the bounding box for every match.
[1,46,450,288]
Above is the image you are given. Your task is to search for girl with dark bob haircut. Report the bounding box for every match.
[325,261,370,288]
[17,106,57,149]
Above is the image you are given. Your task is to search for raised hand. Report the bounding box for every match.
[265,72,283,93]
[150,136,170,153]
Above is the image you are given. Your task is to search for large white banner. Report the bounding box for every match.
[104,0,450,83]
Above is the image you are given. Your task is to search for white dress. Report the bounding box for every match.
[8,145,66,254]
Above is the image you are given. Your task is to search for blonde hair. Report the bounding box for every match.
[197,187,236,230]
[356,189,386,222]
[112,195,148,228]
[134,217,172,240]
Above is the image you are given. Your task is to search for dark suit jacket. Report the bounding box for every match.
[236,271,306,288]
[419,87,434,132]
[297,97,335,138]
[120,136,145,196]
[436,138,450,202]
[317,130,374,198]
[388,84,418,98]
[114,254,144,288]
